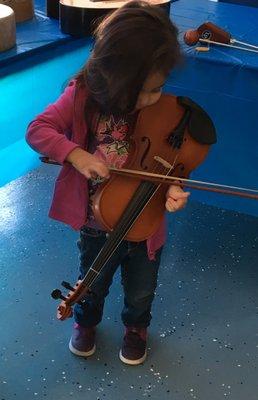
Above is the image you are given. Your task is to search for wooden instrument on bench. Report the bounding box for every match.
[0,4,16,52]
[60,0,171,36]
[0,0,34,22]
[184,22,258,54]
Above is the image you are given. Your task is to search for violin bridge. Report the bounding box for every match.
[154,156,172,170]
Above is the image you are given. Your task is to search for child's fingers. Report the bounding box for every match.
[166,186,190,198]
[80,169,91,179]
[165,197,187,212]
[165,198,178,212]
[95,164,110,178]
[173,191,190,200]
[82,163,110,180]
[166,192,190,202]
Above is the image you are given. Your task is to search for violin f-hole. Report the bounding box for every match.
[140,136,151,170]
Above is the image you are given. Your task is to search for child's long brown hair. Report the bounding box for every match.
[76,0,181,116]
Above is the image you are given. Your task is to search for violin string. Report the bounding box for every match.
[82,141,181,290]
[82,181,162,288]
[79,111,183,290]
[82,146,180,291]
[82,163,168,289]
[76,144,181,295]
[78,114,182,289]
[81,153,168,287]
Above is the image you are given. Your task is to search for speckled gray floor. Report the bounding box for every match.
[0,164,258,400]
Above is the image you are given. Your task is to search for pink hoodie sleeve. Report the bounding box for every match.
[26,80,80,164]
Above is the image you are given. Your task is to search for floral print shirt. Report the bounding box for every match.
[87,113,136,227]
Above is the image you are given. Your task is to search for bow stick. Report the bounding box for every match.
[109,167,258,200]
[198,38,258,54]
[39,157,258,200]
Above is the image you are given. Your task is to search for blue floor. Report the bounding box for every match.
[0,164,258,399]
[1,0,258,398]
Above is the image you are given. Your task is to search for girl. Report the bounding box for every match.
[26,0,189,365]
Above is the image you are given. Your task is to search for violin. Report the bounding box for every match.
[60,0,171,36]
[184,22,258,54]
[42,94,258,320]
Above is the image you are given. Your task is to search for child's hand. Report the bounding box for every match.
[66,148,109,179]
[165,184,190,212]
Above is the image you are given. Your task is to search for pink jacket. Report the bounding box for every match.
[26,80,167,259]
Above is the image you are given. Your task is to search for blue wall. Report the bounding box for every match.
[0,41,90,187]
[218,0,258,7]
[165,61,258,217]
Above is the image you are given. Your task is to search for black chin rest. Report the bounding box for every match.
[177,96,217,145]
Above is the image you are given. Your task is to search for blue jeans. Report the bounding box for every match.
[74,226,163,328]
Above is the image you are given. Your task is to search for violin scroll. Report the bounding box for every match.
[57,301,73,321]
[184,22,231,46]
[51,279,90,321]
[184,29,199,46]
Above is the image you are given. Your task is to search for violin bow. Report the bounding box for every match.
[109,167,258,200]
[39,157,258,200]
[198,38,258,54]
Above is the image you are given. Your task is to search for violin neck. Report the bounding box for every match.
[81,180,159,288]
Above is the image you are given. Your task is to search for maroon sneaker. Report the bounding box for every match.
[119,327,147,365]
[69,323,96,357]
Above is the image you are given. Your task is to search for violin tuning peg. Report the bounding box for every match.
[51,289,66,301]
[61,281,75,291]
